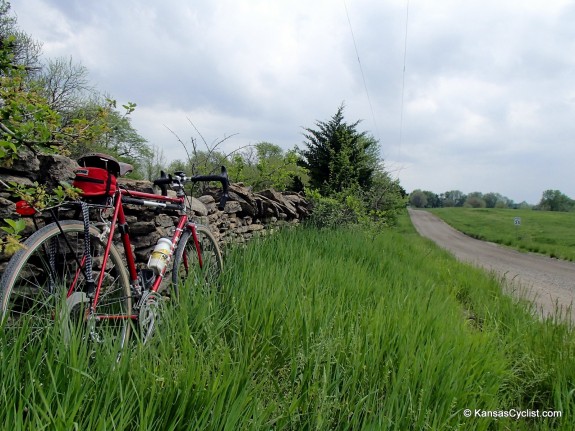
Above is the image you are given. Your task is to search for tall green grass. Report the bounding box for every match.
[429,207,575,260]
[1,215,574,429]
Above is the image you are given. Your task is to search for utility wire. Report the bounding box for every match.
[343,0,380,140]
[398,0,410,161]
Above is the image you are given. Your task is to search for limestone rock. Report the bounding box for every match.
[190,197,208,216]
[248,224,264,232]
[154,214,174,228]
[4,148,40,177]
[130,221,157,235]
[198,195,215,205]
[117,178,155,194]
[0,197,15,219]
[39,154,79,186]
[224,201,242,214]
[257,189,298,218]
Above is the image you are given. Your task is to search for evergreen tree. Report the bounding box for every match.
[298,104,379,195]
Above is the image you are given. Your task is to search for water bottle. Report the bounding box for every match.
[148,237,173,274]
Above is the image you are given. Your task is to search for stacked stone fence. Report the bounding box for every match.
[0,151,309,270]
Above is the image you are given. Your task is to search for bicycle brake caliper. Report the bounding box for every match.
[98,222,111,243]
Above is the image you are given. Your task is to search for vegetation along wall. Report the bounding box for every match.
[0,150,309,270]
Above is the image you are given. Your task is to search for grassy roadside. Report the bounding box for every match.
[428,207,575,261]
[1,213,574,429]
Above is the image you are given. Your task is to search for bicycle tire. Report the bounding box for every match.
[171,224,223,296]
[0,220,131,348]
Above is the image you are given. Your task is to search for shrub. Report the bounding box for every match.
[305,186,404,230]
[305,189,356,229]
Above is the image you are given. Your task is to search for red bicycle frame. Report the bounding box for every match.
[77,187,202,321]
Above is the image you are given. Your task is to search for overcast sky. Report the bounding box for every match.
[14,0,575,204]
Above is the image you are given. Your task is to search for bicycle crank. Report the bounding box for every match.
[59,292,89,344]
[138,290,163,344]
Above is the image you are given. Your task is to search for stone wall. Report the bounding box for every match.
[0,151,309,268]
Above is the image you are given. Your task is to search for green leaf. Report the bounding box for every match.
[1,218,26,235]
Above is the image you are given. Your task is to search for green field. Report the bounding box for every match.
[429,207,575,261]
[1,214,574,430]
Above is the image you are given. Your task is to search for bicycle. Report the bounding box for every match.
[0,153,229,347]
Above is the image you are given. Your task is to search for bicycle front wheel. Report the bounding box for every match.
[172,224,223,296]
[0,220,131,348]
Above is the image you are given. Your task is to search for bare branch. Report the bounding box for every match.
[223,144,255,161]
[164,124,193,167]
[186,117,208,150]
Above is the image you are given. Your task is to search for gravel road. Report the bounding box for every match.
[408,208,575,322]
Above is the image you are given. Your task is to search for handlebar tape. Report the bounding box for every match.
[153,171,171,196]
[191,166,230,211]
[152,177,172,185]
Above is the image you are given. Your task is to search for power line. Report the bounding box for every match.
[343,0,380,140]
[398,0,410,159]
[386,0,410,180]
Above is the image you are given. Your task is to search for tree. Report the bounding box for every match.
[227,142,308,191]
[409,190,428,208]
[483,192,513,209]
[483,192,499,208]
[0,2,147,169]
[537,190,575,212]
[423,191,441,208]
[408,190,441,208]
[516,201,531,210]
[366,170,405,213]
[90,103,151,176]
[0,0,41,71]
[36,57,93,115]
[141,144,167,181]
[441,190,466,207]
[464,196,486,208]
[35,56,151,176]
[464,192,486,208]
[298,104,379,195]
[1,39,62,162]
[167,148,227,177]
[298,105,405,227]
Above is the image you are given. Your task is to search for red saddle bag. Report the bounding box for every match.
[73,167,117,197]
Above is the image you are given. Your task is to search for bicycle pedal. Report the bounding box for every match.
[159,288,172,299]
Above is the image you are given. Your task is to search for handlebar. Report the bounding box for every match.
[153,166,230,210]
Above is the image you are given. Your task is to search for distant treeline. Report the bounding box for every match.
[408,190,524,209]
[409,189,575,212]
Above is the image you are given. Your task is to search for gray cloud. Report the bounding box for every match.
[14,0,575,204]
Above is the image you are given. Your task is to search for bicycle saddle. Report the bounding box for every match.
[119,162,133,176]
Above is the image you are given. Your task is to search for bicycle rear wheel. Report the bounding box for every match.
[0,220,131,348]
[171,224,223,296]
